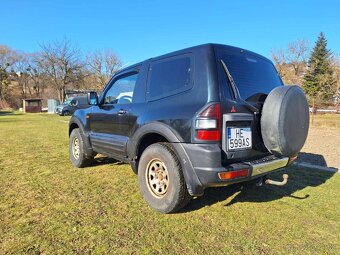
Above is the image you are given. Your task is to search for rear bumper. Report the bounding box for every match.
[178,143,289,195]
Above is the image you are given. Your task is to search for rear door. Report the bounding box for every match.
[88,68,140,158]
[215,46,283,162]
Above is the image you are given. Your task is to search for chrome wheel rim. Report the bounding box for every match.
[72,137,80,159]
[146,159,169,198]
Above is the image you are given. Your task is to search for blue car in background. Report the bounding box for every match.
[55,96,90,116]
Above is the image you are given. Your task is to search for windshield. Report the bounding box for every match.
[63,98,73,105]
[220,52,283,101]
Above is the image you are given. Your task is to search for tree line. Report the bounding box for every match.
[1,33,339,109]
[0,38,122,108]
[272,32,339,107]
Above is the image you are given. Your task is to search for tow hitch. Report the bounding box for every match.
[252,174,289,187]
[265,174,289,186]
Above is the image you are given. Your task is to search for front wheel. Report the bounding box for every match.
[63,110,71,116]
[69,128,94,168]
[138,143,191,213]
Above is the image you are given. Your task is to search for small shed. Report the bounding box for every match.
[47,99,60,114]
[23,98,43,113]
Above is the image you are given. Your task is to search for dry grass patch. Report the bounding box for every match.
[0,112,339,254]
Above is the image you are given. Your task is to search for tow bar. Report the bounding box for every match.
[265,174,289,186]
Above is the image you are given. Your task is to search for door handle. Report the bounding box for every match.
[118,109,127,115]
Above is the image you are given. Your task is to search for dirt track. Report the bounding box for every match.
[298,125,340,170]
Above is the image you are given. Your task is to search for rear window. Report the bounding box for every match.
[147,54,192,101]
[220,52,282,101]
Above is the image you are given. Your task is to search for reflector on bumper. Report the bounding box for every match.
[218,169,249,180]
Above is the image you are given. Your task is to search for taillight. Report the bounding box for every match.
[195,103,221,141]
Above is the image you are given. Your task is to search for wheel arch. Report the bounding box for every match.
[127,122,184,162]
[128,122,204,196]
[69,122,80,136]
[69,116,94,158]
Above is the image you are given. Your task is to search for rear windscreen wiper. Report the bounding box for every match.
[220,59,259,114]
[220,59,238,99]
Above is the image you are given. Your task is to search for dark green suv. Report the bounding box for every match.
[68,44,309,213]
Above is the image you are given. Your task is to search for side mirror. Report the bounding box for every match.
[70,100,77,106]
[87,92,98,105]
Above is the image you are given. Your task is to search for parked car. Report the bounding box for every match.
[68,44,309,213]
[55,96,89,116]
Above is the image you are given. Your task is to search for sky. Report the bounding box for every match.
[2,0,340,65]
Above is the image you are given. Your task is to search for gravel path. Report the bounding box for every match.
[298,126,340,170]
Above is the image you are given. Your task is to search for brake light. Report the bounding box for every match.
[197,130,220,140]
[195,103,221,141]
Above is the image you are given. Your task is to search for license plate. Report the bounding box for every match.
[227,127,252,150]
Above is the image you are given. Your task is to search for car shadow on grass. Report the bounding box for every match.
[84,153,336,213]
[90,156,122,166]
[0,111,13,116]
[0,111,25,123]
[181,164,336,213]
[0,111,24,116]
[297,152,338,170]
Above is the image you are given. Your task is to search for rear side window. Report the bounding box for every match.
[147,54,193,101]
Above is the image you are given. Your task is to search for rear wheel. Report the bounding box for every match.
[138,143,190,213]
[69,128,94,168]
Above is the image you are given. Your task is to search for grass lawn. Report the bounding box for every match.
[0,112,339,254]
[310,113,340,129]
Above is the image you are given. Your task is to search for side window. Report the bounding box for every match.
[27,101,39,107]
[104,73,138,104]
[148,54,192,101]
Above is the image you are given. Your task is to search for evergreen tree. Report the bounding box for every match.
[303,32,336,105]
[0,63,10,100]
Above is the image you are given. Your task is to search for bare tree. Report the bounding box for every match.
[332,54,340,106]
[0,45,18,100]
[271,40,309,85]
[286,40,309,76]
[86,49,122,89]
[27,52,48,97]
[271,49,288,79]
[15,53,33,97]
[39,39,84,102]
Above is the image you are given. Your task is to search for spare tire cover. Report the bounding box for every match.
[261,85,309,157]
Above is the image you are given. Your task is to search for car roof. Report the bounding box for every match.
[117,43,272,73]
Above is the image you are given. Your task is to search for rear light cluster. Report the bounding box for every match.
[195,103,221,141]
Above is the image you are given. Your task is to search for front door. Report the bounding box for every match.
[89,71,139,158]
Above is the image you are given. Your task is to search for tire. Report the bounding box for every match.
[69,128,94,168]
[63,110,70,116]
[138,143,191,213]
[261,85,309,157]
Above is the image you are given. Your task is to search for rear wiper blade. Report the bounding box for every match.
[220,59,238,99]
[220,59,259,114]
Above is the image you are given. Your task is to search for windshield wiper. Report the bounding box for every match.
[220,59,259,114]
[220,59,238,99]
